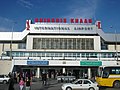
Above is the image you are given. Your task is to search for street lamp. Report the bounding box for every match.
[114,29,118,62]
[110,26,118,64]
[110,26,118,65]
[10,22,16,61]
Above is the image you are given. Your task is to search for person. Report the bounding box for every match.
[84,73,88,79]
[42,73,47,85]
[19,78,25,90]
[8,73,15,90]
[25,77,31,90]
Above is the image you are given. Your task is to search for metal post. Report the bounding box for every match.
[115,30,118,62]
[10,22,16,61]
[10,24,14,61]
[111,26,118,63]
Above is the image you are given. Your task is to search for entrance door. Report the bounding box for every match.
[79,68,88,79]
[22,68,36,79]
[79,69,84,78]
[73,70,79,79]
[91,68,98,78]
[48,69,55,78]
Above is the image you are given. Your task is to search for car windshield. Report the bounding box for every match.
[71,80,79,84]
[71,79,83,84]
[71,79,94,84]
[90,79,96,83]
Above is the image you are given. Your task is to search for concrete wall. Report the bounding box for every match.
[0,43,18,56]
[0,60,12,75]
[108,45,120,51]
[94,36,101,51]
[108,45,115,51]
[26,35,33,49]
[0,44,3,55]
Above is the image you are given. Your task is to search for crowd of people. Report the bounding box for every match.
[7,71,91,90]
[8,71,33,90]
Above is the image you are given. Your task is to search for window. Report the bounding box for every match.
[81,53,86,58]
[68,53,72,57]
[77,53,80,57]
[41,53,45,57]
[0,75,4,78]
[111,69,116,74]
[81,39,85,50]
[46,53,50,57]
[103,68,109,78]
[75,80,82,84]
[116,69,120,74]
[110,68,120,74]
[89,53,97,58]
[83,80,91,84]
[18,43,26,49]
[33,38,94,50]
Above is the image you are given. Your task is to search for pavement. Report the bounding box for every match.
[0,78,61,90]
[14,78,61,90]
[1,78,120,90]
[14,79,120,90]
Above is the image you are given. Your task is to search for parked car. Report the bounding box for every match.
[61,79,99,90]
[57,76,76,83]
[0,75,10,84]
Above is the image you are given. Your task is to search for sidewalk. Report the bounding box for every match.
[14,78,58,90]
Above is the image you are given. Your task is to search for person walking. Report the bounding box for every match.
[25,77,31,90]
[19,78,25,90]
[42,73,47,86]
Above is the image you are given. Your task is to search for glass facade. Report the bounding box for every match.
[7,51,117,59]
[18,43,26,49]
[33,38,94,50]
[101,39,108,50]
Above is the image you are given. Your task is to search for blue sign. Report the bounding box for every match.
[27,60,49,66]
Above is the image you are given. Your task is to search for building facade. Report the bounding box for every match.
[0,18,120,79]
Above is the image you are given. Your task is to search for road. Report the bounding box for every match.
[0,79,120,90]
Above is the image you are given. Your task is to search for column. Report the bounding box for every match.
[62,68,66,74]
[88,68,91,79]
[36,67,40,78]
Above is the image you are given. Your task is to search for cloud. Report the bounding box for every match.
[17,0,33,9]
[0,27,11,32]
[0,17,14,32]
[65,0,98,19]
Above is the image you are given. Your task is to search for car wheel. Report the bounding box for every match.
[3,80,7,84]
[88,87,95,90]
[66,87,72,90]
[113,81,120,88]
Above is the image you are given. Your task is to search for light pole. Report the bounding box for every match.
[10,22,16,61]
[110,26,118,62]
[115,29,118,62]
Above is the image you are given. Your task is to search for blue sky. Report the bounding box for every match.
[0,0,120,33]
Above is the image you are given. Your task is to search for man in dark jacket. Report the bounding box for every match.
[8,73,15,90]
[42,73,47,85]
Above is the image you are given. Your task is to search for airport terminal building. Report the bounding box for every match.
[0,18,120,79]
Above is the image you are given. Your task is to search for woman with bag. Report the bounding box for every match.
[19,78,25,90]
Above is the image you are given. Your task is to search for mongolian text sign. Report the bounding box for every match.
[80,61,102,66]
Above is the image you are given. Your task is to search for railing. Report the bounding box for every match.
[0,56,117,61]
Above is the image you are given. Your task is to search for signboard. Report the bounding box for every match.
[30,18,98,34]
[34,18,92,24]
[27,60,49,66]
[80,61,102,66]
